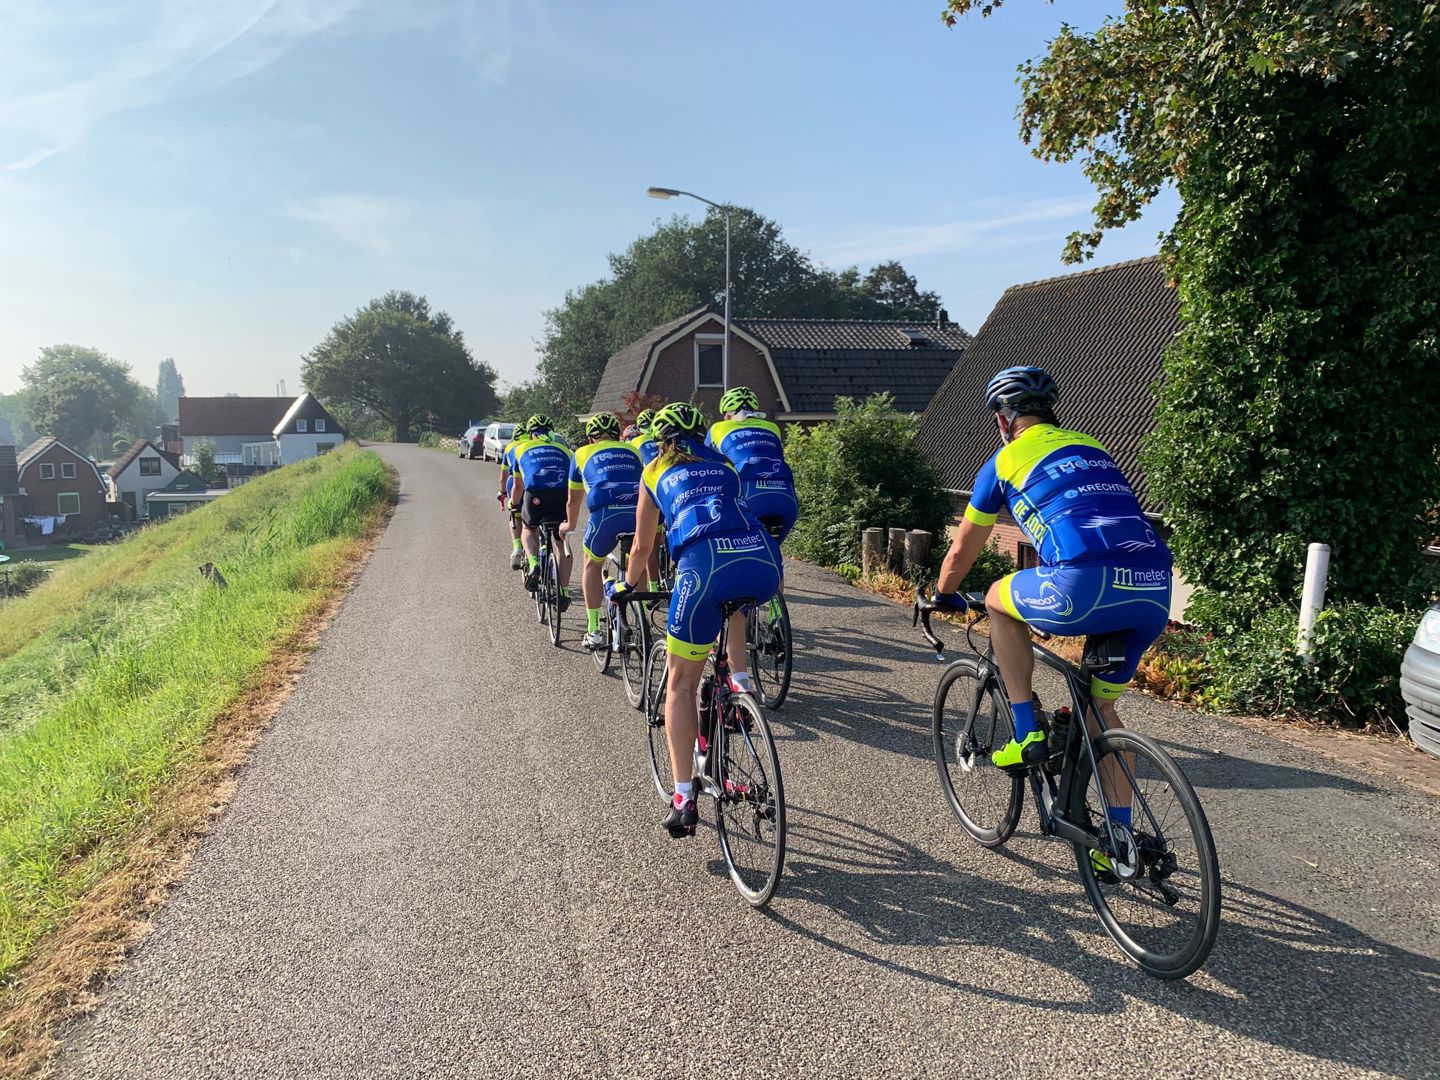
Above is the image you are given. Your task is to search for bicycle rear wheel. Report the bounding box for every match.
[619,605,650,709]
[590,601,613,672]
[545,550,562,647]
[1070,728,1221,980]
[933,657,1023,848]
[532,551,547,625]
[714,691,786,907]
[644,640,673,802]
[748,595,793,709]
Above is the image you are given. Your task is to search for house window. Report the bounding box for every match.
[296,419,308,433]
[57,492,81,516]
[314,419,326,433]
[695,336,724,387]
[140,457,161,476]
[61,462,77,479]
[39,463,55,480]
[1017,542,1039,569]
[315,442,336,455]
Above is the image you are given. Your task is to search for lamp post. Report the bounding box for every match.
[647,186,732,391]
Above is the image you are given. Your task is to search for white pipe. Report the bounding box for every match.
[1296,542,1331,659]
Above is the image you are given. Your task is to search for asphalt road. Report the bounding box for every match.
[57,443,1440,1079]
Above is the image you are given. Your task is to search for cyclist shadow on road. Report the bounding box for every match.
[765,805,1438,1075]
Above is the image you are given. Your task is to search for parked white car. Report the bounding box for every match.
[482,422,516,462]
[1401,601,1440,759]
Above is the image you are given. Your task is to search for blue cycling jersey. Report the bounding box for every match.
[642,438,755,561]
[568,439,643,511]
[629,433,659,466]
[965,424,1169,568]
[513,435,574,491]
[707,417,793,485]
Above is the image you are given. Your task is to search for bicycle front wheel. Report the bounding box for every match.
[1070,728,1221,980]
[714,691,786,907]
[644,640,673,802]
[933,657,1023,848]
[748,596,793,709]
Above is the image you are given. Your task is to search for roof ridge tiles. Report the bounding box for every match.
[1000,254,1164,296]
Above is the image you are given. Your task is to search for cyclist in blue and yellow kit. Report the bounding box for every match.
[560,412,644,650]
[606,403,782,836]
[625,408,661,466]
[497,421,529,570]
[926,367,1172,862]
[509,414,576,608]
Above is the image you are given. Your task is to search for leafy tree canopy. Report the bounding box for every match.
[21,345,144,456]
[302,291,499,442]
[533,209,945,420]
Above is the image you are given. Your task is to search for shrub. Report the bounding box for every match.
[959,542,1016,593]
[8,564,49,595]
[1203,601,1417,729]
[417,431,446,448]
[832,563,862,583]
[786,394,951,569]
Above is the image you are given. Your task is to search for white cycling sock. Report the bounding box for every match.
[674,780,694,803]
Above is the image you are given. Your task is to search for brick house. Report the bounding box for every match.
[586,306,971,423]
[15,437,109,538]
[914,256,1190,617]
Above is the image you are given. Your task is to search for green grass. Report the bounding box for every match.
[0,445,390,983]
[4,545,102,565]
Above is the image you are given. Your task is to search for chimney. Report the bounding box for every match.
[0,445,18,498]
[936,306,950,331]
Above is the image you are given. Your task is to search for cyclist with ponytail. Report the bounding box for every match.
[606,403,782,836]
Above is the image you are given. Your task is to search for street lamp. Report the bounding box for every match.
[647,186,732,391]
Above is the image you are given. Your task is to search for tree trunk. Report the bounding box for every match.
[861,528,885,577]
[887,528,906,574]
[904,530,933,577]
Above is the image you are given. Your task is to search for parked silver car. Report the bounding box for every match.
[481,422,516,462]
[1401,601,1440,758]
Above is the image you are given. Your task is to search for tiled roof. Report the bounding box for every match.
[107,439,180,479]
[588,307,712,414]
[742,318,971,414]
[178,396,293,438]
[17,437,55,470]
[0,446,18,496]
[915,256,1178,510]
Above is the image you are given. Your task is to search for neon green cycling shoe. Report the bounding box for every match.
[1089,848,1119,884]
[990,730,1047,769]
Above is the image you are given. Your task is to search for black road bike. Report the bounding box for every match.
[745,518,794,709]
[915,589,1220,979]
[593,533,651,708]
[531,519,566,647]
[620,590,787,907]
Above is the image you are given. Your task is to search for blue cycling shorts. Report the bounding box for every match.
[667,528,783,662]
[998,563,1172,700]
[582,505,637,561]
[740,480,798,543]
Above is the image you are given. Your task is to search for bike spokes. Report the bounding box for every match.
[714,692,785,907]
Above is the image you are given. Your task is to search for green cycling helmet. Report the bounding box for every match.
[633,408,656,434]
[525,413,554,434]
[585,412,622,439]
[719,386,759,414]
[652,402,706,440]
[510,422,530,441]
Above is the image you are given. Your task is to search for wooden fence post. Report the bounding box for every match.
[861,528,885,577]
[887,528,906,574]
[904,530,933,577]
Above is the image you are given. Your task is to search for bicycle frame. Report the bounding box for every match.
[916,597,1163,861]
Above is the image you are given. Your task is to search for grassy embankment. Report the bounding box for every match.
[0,446,390,1051]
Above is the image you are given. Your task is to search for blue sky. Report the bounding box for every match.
[0,0,1176,398]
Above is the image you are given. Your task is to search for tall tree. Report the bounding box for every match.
[0,394,37,447]
[942,0,1440,617]
[21,345,142,456]
[155,359,185,422]
[303,291,499,442]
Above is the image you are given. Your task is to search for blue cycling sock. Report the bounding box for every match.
[1108,805,1133,829]
[1010,700,1038,741]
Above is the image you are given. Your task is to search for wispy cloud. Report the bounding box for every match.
[364,0,541,84]
[811,196,1096,265]
[0,0,364,170]
[284,193,411,255]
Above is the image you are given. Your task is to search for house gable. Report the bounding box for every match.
[272,393,346,438]
[915,256,1178,511]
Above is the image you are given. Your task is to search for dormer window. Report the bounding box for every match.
[314,419,326,433]
[296,419,308,433]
